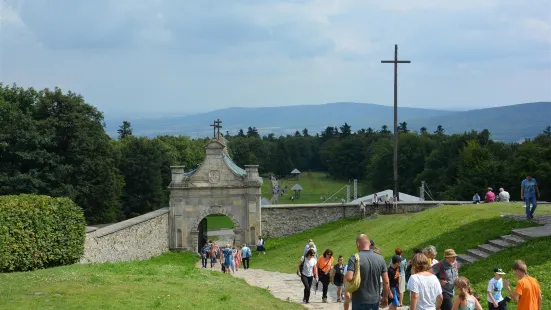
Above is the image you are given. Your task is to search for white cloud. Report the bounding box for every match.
[0,0,550,118]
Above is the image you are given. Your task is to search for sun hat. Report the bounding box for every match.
[494,268,506,275]
[443,249,458,258]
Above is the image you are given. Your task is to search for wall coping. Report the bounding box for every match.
[86,207,169,238]
[262,201,474,209]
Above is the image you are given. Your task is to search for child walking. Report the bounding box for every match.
[330,255,347,302]
[452,277,483,310]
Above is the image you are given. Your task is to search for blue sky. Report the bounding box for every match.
[1,0,550,118]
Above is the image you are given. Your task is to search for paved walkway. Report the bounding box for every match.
[197,261,408,310]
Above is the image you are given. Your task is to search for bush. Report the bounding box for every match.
[0,194,86,272]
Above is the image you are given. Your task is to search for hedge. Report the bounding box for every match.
[0,194,86,272]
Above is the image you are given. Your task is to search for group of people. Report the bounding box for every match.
[200,236,266,273]
[297,236,542,310]
[472,174,541,220]
[473,187,510,204]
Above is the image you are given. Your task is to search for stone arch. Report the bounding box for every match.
[191,206,241,233]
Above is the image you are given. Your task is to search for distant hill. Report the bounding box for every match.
[407,102,551,142]
[104,101,551,142]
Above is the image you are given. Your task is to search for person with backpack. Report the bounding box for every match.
[209,243,219,269]
[345,234,389,310]
[431,249,459,310]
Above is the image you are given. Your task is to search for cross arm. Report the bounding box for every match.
[381,60,411,63]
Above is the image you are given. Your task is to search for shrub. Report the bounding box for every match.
[0,194,86,272]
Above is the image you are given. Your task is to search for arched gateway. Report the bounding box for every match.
[168,135,262,252]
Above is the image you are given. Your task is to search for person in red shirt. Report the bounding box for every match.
[504,260,542,310]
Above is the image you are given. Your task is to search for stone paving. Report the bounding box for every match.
[197,260,408,310]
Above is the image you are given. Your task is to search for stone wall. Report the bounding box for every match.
[261,202,454,238]
[81,208,169,264]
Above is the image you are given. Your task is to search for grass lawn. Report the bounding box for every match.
[461,237,550,310]
[206,214,235,231]
[0,253,302,310]
[252,203,551,274]
[261,171,369,204]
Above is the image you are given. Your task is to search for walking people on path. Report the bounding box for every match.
[504,260,542,310]
[345,234,390,310]
[303,239,317,256]
[241,243,251,270]
[231,245,240,272]
[487,268,508,310]
[209,242,219,269]
[423,245,439,267]
[406,248,423,286]
[388,255,403,310]
[432,249,459,310]
[297,249,318,304]
[388,248,407,307]
[316,248,334,303]
[330,255,347,302]
[222,244,233,274]
[451,277,483,310]
[257,235,266,254]
[521,174,540,219]
[201,243,209,268]
[407,253,443,310]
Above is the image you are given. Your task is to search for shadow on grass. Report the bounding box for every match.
[408,217,538,260]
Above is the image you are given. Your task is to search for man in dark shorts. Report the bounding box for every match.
[388,255,402,310]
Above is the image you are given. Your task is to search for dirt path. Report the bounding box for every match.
[196,260,409,310]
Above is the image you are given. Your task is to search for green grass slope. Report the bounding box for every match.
[252,203,551,273]
[461,237,550,310]
[0,253,301,310]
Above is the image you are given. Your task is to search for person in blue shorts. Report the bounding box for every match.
[387,255,402,310]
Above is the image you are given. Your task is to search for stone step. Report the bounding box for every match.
[456,254,478,265]
[500,234,526,245]
[467,248,490,260]
[477,244,503,255]
[488,239,512,249]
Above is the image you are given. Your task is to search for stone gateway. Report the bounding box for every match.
[168,135,263,252]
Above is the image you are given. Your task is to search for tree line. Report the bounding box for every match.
[1,84,550,224]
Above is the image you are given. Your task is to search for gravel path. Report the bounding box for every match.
[197,260,409,310]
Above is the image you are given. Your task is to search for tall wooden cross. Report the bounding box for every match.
[381,44,411,201]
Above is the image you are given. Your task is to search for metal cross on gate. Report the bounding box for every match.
[210,119,223,139]
[381,44,411,201]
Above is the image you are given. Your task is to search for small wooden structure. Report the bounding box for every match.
[291,183,303,199]
[291,169,301,180]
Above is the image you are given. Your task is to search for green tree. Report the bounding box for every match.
[117,121,133,139]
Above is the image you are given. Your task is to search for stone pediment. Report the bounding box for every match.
[169,138,261,188]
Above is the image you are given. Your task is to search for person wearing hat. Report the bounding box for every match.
[431,249,459,310]
[487,268,508,310]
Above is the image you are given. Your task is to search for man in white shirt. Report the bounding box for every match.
[498,188,510,202]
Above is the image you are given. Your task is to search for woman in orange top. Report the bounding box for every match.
[317,248,334,303]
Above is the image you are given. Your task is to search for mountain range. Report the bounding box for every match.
[105,101,551,142]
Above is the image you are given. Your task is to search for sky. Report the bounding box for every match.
[1,0,551,119]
